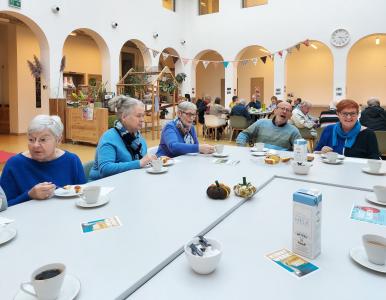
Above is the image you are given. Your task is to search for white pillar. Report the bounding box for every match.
[224,63,237,107]
[273,53,287,100]
[47,39,64,99]
[107,46,121,94]
[332,48,349,102]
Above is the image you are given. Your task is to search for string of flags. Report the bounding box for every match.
[136,39,311,69]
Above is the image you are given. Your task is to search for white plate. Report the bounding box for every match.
[250,147,268,152]
[350,246,386,273]
[322,158,344,165]
[212,153,229,158]
[14,274,81,300]
[76,195,109,208]
[146,167,168,174]
[362,167,386,176]
[54,187,83,197]
[0,226,17,245]
[251,151,267,157]
[321,154,345,160]
[365,193,386,206]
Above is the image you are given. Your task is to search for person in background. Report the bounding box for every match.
[319,99,340,128]
[267,96,278,111]
[157,101,215,157]
[184,93,191,102]
[229,95,239,109]
[230,98,251,122]
[209,97,228,117]
[0,115,86,206]
[236,101,301,150]
[90,96,156,180]
[293,98,302,109]
[359,97,386,131]
[315,99,379,159]
[291,101,318,138]
[0,187,8,211]
[247,94,261,110]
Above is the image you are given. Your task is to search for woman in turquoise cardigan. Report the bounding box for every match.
[89,96,156,180]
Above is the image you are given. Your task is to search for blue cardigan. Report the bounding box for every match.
[89,128,148,180]
[0,151,86,206]
[156,121,199,157]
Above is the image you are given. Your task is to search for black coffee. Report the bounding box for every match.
[35,269,62,280]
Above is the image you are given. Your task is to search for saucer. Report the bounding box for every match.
[76,195,109,208]
[321,154,345,160]
[146,166,168,174]
[213,153,229,158]
[250,147,268,152]
[362,167,386,176]
[251,151,267,157]
[14,274,81,300]
[0,226,17,245]
[55,187,83,197]
[350,246,386,273]
[365,193,386,206]
[322,158,343,165]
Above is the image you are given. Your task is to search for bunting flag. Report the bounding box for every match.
[260,56,267,64]
[202,61,210,68]
[269,54,274,61]
[287,48,292,55]
[278,51,283,58]
[232,61,239,68]
[295,44,301,51]
[252,58,258,65]
[223,61,229,68]
[172,56,179,64]
[161,52,169,60]
[241,59,249,66]
[182,58,190,66]
[152,49,160,58]
[303,39,310,47]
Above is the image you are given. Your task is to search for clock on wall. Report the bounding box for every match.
[331,29,350,47]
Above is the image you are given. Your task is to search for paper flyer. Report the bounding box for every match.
[350,205,386,226]
[81,216,121,233]
[266,248,319,278]
[213,158,240,166]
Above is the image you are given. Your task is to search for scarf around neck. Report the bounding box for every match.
[332,121,361,149]
[174,118,194,144]
[114,120,143,160]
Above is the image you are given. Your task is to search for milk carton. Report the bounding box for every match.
[292,189,322,259]
[293,139,308,163]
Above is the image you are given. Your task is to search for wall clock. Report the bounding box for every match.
[331,29,350,47]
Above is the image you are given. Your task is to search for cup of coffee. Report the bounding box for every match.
[215,144,224,154]
[362,234,386,265]
[373,185,386,203]
[151,159,163,172]
[81,186,101,204]
[21,263,66,300]
[254,142,264,151]
[367,159,382,173]
[325,152,338,163]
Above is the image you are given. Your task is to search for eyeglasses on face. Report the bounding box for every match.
[339,112,358,118]
[277,107,292,113]
[181,111,197,118]
[28,136,54,145]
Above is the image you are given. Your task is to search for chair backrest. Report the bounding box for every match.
[314,126,325,149]
[375,131,386,155]
[82,160,95,181]
[229,115,249,129]
[204,114,226,127]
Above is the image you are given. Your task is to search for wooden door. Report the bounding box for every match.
[250,77,264,104]
[221,78,225,106]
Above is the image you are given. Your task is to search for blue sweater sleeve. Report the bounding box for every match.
[74,155,87,184]
[163,126,199,156]
[315,125,332,151]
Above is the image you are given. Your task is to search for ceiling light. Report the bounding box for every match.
[259,48,270,54]
[375,37,380,45]
[310,44,318,49]
[0,17,10,23]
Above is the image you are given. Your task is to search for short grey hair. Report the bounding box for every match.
[28,115,64,140]
[239,98,247,105]
[177,101,197,112]
[108,95,144,120]
[367,97,380,107]
[299,101,312,108]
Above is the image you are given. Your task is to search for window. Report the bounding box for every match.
[199,0,219,15]
[162,0,175,11]
[242,0,268,8]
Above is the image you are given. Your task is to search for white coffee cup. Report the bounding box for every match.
[215,144,224,154]
[21,263,66,300]
[151,159,163,172]
[254,142,264,151]
[367,159,382,173]
[362,234,386,265]
[373,185,386,203]
[81,186,101,204]
[325,151,338,163]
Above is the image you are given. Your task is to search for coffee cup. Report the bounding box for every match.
[254,142,265,151]
[151,159,163,172]
[367,159,382,173]
[215,144,224,154]
[362,234,386,265]
[325,151,338,163]
[373,185,386,203]
[21,263,66,300]
[81,186,101,204]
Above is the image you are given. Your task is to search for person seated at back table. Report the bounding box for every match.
[315,99,380,159]
[319,99,340,128]
[89,96,156,180]
[267,96,278,111]
[359,97,386,131]
[229,95,239,109]
[236,101,302,150]
[230,98,251,123]
[247,94,261,110]
[209,97,228,117]
[157,101,215,158]
[0,115,86,206]
[291,101,318,139]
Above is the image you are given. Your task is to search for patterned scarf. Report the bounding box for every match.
[332,121,361,149]
[175,118,194,144]
[114,120,143,160]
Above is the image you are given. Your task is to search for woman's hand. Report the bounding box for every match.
[199,144,215,154]
[28,182,56,200]
[140,154,157,168]
[321,146,333,153]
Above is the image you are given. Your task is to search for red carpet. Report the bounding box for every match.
[0,150,16,164]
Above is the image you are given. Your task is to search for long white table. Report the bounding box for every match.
[0,146,384,299]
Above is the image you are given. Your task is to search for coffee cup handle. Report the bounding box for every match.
[20,282,37,297]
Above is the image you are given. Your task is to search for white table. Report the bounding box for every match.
[0,146,384,299]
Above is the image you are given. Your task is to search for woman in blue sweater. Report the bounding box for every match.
[0,115,86,206]
[89,96,156,180]
[157,101,215,157]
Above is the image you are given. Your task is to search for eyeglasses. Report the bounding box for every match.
[182,112,197,118]
[339,112,358,118]
[277,107,292,113]
[28,136,54,145]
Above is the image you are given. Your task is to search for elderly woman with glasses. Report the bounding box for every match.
[89,96,156,180]
[0,115,86,206]
[315,99,379,159]
[156,101,215,157]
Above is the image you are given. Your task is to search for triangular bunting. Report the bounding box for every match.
[303,39,310,47]
[182,58,190,66]
[202,61,210,68]
[269,55,274,61]
[278,51,283,58]
[252,58,258,65]
[295,44,301,51]
[232,61,239,68]
[213,61,219,69]
[223,61,229,68]
[241,59,249,66]
[152,49,160,58]
[161,52,169,60]
[172,56,179,64]
[260,56,267,64]
[287,48,292,54]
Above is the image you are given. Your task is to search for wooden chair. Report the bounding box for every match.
[204,115,227,140]
[228,115,249,141]
[375,131,386,157]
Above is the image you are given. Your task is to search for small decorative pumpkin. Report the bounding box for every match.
[234,177,257,199]
[207,181,231,200]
